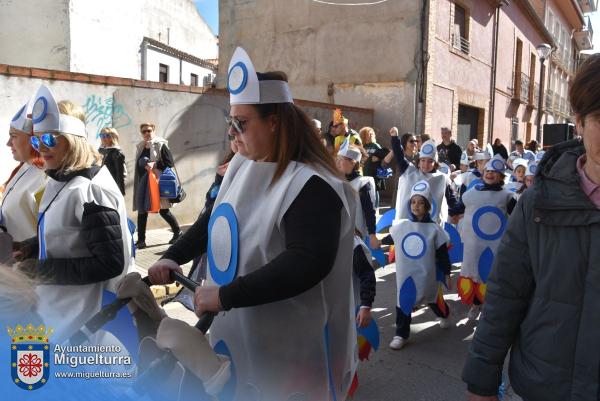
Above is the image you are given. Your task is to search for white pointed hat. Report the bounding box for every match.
[485,154,506,173]
[9,96,34,133]
[338,141,361,163]
[31,85,87,138]
[474,150,492,161]
[418,139,437,160]
[227,47,294,105]
[410,180,431,203]
[438,162,451,175]
[525,162,538,177]
[534,150,546,162]
[460,151,469,165]
[512,158,528,170]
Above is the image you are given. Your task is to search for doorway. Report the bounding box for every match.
[457,104,480,149]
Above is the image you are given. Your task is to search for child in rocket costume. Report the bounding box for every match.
[391,133,460,225]
[456,148,493,198]
[335,143,378,364]
[24,85,134,342]
[455,154,516,319]
[504,157,528,193]
[1,100,46,242]
[203,48,358,401]
[388,180,452,350]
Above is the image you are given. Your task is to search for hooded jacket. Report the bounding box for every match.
[462,139,600,401]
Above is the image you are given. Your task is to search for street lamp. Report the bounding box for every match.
[536,43,552,143]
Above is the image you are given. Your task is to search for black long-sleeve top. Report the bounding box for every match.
[346,171,376,235]
[219,175,342,310]
[99,147,126,195]
[164,175,344,311]
[353,245,376,308]
[453,182,517,216]
[136,144,175,181]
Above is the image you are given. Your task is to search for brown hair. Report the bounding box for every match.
[140,123,156,131]
[253,71,340,183]
[569,53,600,126]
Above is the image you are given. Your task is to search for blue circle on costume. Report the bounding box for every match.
[530,165,537,174]
[467,177,483,191]
[439,165,449,174]
[207,203,239,285]
[11,105,26,122]
[32,97,48,124]
[228,62,248,95]
[491,159,504,171]
[413,182,427,192]
[406,197,437,219]
[422,144,434,155]
[472,206,506,241]
[401,232,427,259]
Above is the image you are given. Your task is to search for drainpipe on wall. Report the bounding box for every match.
[488,1,505,144]
[416,0,429,135]
[141,39,148,80]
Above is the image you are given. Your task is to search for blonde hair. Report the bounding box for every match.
[100,127,120,145]
[0,266,38,318]
[56,100,102,173]
[359,127,375,145]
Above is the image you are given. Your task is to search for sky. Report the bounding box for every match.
[194,0,219,36]
[589,11,600,53]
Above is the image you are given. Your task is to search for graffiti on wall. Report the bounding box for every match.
[84,95,132,136]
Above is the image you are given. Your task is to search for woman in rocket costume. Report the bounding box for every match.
[2,100,46,243]
[187,48,357,401]
[388,180,452,350]
[19,85,134,342]
[454,154,516,320]
[390,128,460,225]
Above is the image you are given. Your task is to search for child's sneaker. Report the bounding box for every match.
[438,317,451,329]
[468,305,481,321]
[389,336,406,350]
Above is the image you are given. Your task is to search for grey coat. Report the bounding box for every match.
[462,139,600,401]
[132,137,171,211]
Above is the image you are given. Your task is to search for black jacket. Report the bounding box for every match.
[437,141,463,168]
[99,147,126,195]
[462,139,600,400]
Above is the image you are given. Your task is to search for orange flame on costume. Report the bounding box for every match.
[457,276,475,305]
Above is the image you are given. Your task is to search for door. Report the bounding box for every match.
[457,104,480,149]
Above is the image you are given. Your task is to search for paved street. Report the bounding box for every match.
[135,227,522,401]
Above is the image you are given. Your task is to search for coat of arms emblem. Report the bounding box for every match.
[8,324,53,391]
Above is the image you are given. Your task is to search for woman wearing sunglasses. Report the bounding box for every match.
[149,48,358,400]
[21,85,133,342]
[98,127,126,195]
[1,101,46,243]
[132,122,181,249]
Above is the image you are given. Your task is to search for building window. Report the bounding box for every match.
[159,64,169,83]
[452,3,470,54]
[190,73,198,86]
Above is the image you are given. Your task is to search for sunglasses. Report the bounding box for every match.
[30,133,60,151]
[141,129,152,134]
[99,133,112,139]
[226,116,249,134]
[408,139,417,143]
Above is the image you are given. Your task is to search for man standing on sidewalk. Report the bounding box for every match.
[437,127,462,169]
[462,54,600,401]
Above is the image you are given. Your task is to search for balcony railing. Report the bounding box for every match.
[452,34,471,55]
[532,82,540,107]
[520,73,530,103]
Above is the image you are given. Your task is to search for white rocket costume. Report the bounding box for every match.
[338,143,376,238]
[394,140,447,225]
[205,47,358,401]
[1,102,46,242]
[504,157,527,193]
[30,85,134,342]
[390,181,449,315]
[458,155,513,304]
